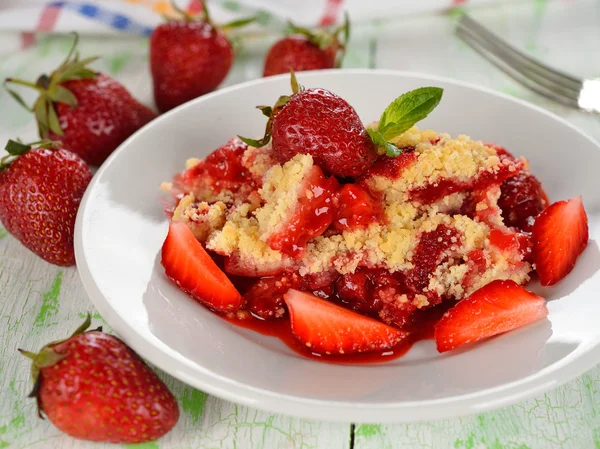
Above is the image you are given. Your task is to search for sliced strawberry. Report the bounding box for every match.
[283,289,407,355]
[532,196,589,286]
[434,280,548,353]
[161,221,243,312]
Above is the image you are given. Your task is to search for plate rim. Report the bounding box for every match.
[75,68,600,423]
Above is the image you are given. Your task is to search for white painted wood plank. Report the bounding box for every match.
[0,234,352,449]
[0,34,354,449]
[355,1,600,448]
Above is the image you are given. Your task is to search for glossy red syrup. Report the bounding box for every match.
[222,304,452,364]
[409,159,524,205]
[405,225,459,293]
[359,150,417,181]
[174,138,253,196]
[266,165,339,257]
[333,184,385,231]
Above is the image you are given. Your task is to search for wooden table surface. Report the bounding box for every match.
[2,1,600,448]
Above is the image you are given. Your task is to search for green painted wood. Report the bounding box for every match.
[0,236,351,449]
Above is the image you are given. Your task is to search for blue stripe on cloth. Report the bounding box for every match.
[57,1,153,36]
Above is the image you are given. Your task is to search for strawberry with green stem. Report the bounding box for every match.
[19,314,179,443]
[263,14,350,77]
[150,1,255,112]
[0,139,92,266]
[4,34,156,166]
[240,71,444,177]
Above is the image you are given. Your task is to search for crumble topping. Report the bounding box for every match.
[167,126,532,302]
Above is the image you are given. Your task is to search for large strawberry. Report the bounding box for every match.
[4,35,156,166]
[241,74,443,178]
[0,140,92,266]
[19,315,179,443]
[532,196,589,286]
[263,16,349,77]
[150,3,254,112]
[240,72,376,177]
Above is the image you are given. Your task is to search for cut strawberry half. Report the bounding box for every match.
[532,196,589,286]
[283,289,407,355]
[161,221,243,312]
[434,280,548,353]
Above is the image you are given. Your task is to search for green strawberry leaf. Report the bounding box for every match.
[378,87,443,140]
[4,86,33,112]
[49,85,77,107]
[47,104,63,136]
[256,105,272,117]
[367,129,402,157]
[34,99,50,138]
[222,16,256,30]
[5,139,31,156]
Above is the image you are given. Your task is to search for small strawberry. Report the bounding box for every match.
[532,196,589,286]
[0,139,92,266]
[263,16,350,77]
[240,72,377,177]
[283,289,407,355]
[150,3,254,112]
[434,280,548,353]
[19,314,179,443]
[161,220,244,312]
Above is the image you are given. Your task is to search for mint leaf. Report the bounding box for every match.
[378,87,443,140]
[367,129,402,157]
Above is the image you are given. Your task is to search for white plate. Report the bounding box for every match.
[75,70,600,423]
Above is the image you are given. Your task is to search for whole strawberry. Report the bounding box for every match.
[150,3,254,113]
[263,16,350,77]
[0,140,92,266]
[4,35,156,166]
[241,72,376,177]
[19,315,179,444]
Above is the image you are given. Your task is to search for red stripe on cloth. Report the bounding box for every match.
[38,4,62,31]
[20,32,36,49]
[318,0,344,26]
[187,0,204,15]
[20,4,62,49]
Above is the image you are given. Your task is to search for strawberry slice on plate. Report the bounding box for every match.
[161,221,243,312]
[532,196,589,286]
[283,289,407,355]
[434,280,548,353]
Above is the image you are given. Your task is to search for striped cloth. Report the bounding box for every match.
[0,0,506,49]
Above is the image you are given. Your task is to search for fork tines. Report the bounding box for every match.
[455,14,584,109]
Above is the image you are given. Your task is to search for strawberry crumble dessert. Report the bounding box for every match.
[160,74,589,362]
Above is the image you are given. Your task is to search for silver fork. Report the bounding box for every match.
[455,14,600,113]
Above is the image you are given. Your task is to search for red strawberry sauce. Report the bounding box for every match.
[223,303,453,364]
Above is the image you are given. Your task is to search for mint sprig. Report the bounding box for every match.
[369,87,443,157]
